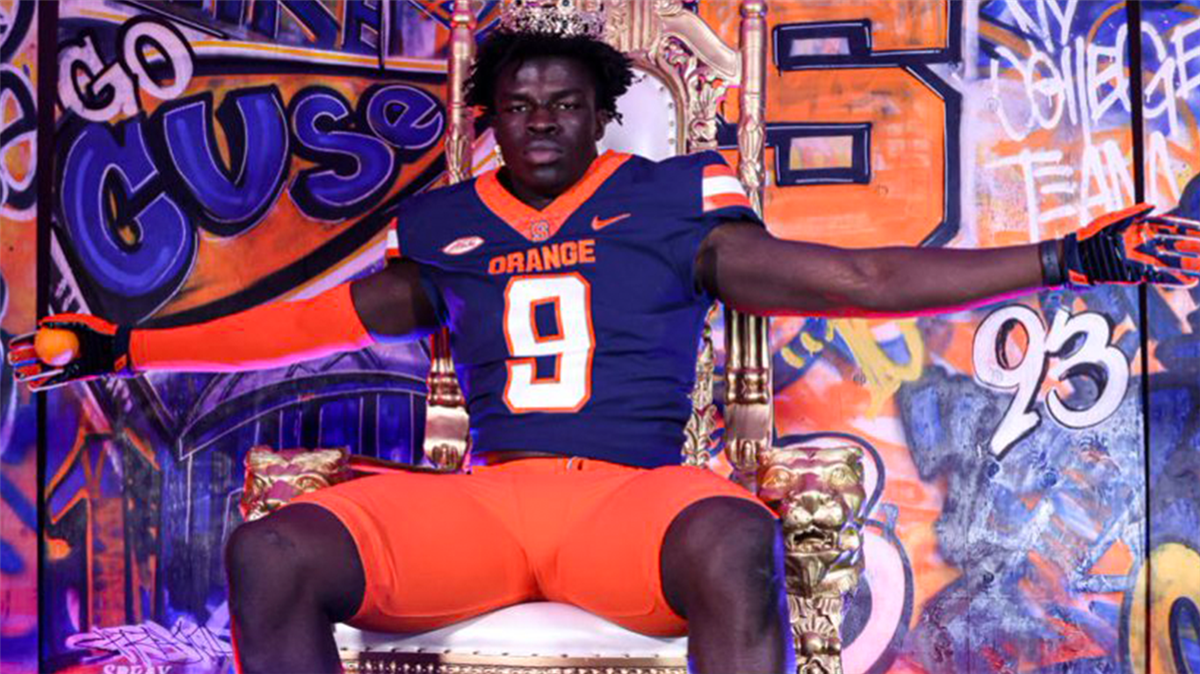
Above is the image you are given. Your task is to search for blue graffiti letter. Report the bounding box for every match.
[343,0,382,56]
[364,84,444,156]
[159,88,289,237]
[60,118,194,303]
[247,0,339,47]
[289,87,397,221]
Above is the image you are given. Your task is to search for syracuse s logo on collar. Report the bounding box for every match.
[442,236,485,255]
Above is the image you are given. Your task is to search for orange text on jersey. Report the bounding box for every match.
[488,239,597,276]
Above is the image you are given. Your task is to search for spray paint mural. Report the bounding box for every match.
[31,1,502,671]
[1139,4,1200,673]
[1,0,39,672]
[698,0,1198,672]
[4,1,1198,673]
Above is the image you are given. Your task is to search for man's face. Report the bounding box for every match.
[492,55,607,203]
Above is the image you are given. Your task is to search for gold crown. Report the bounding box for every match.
[498,0,606,39]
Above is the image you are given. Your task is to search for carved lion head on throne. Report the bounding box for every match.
[757,443,866,597]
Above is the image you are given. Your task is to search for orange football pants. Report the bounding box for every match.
[289,456,770,635]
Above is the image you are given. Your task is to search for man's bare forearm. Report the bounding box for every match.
[827,242,1044,316]
[702,222,1046,318]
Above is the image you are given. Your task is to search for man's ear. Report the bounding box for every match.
[594,110,611,140]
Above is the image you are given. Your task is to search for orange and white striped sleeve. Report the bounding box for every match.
[385,217,402,260]
[701,160,753,214]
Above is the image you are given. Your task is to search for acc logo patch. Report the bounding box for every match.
[442,236,485,255]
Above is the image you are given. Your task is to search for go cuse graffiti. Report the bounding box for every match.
[55,18,445,323]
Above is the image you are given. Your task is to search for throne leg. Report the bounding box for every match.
[788,594,845,674]
[757,444,867,674]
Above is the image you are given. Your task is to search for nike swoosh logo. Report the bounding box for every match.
[591,213,631,231]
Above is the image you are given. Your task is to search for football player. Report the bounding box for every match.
[10,28,1200,674]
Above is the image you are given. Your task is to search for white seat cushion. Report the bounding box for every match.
[334,602,688,658]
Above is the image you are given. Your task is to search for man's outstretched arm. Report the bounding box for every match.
[350,258,441,338]
[699,205,1200,317]
[8,258,440,390]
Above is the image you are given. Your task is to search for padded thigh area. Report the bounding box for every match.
[290,457,769,636]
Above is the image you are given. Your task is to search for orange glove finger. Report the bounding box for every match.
[1145,214,1200,235]
[1160,270,1199,287]
[15,359,83,391]
[14,362,60,386]
[1152,252,1200,272]
[1078,203,1155,239]
[1142,230,1200,257]
[1142,219,1200,242]
[6,333,38,367]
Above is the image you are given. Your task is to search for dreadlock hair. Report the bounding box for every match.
[465,30,634,123]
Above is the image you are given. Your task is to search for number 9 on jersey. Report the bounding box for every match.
[502,274,595,412]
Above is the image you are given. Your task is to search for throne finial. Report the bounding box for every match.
[499,0,606,39]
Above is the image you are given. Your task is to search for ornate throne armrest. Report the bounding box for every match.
[240,446,444,522]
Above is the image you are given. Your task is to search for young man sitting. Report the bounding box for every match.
[11,21,1199,674]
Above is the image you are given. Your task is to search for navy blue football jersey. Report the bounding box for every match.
[387,150,760,467]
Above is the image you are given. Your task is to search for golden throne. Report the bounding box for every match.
[240,1,867,672]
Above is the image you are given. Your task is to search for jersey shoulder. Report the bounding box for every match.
[607,151,737,213]
[654,149,735,176]
[617,150,729,184]
[397,178,481,228]
[621,151,753,219]
[389,179,484,261]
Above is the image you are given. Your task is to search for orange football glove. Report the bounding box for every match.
[7,314,134,391]
[1061,204,1200,287]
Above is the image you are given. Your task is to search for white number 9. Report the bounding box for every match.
[972,305,1046,457]
[503,274,595,413]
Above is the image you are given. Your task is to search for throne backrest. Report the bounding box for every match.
[427,0,771,476]
[597,69,678,160]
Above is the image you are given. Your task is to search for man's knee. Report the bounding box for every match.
[226,515,286,573]
[662,497,783,611]
[226,512,306,597]
[666,497,779,568]
[225,503,364,619]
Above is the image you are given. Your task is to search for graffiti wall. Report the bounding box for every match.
[7,0,1198,673]
[699,0,1198,672]
[1138,4,1200,674]
[31,0,503,670]
[1,0,39,672]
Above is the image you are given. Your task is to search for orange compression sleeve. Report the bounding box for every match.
[128,282,375,372]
